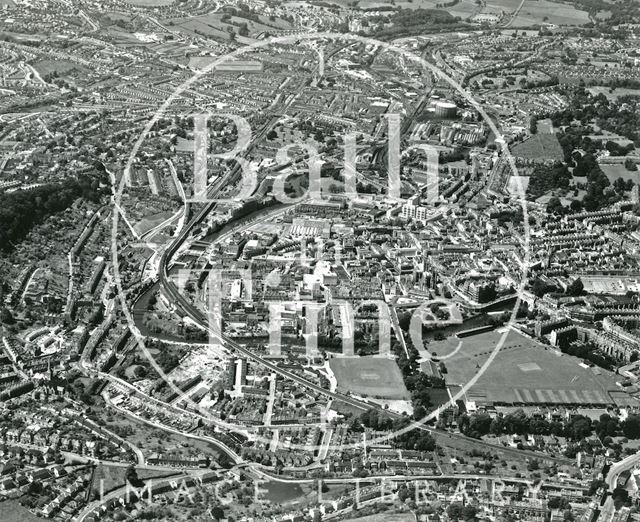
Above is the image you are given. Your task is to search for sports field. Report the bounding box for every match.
[329,356,410,400]
[436,329,621,406]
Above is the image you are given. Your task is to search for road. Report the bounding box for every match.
[146,90,572,467]
[155,200,572,465]
[103,393,243,465]
[598,449,640,520]
[101,39,572,467]
[80,364,244,463]
[75,469,209,522]
[502,0,526,27]
[79,9,99,33]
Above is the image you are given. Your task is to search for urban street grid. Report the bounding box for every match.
[0,1,639,522]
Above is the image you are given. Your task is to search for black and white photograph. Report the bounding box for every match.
[0,0,639,521]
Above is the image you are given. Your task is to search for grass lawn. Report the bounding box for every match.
[90,464,181,498]
[484,0,522,11]
[440,329,621,406]
[511,133,564,162]
[511,0,590,26]
[32,60,86,77]
[133,210,174,236]
[0,500,44,522]
[329,356,409,399]
[587,86,640,101]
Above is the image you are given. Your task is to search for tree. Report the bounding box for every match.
[209,506,225,521]
[462,506,478,520]
[625,158,637,171]
[570,199,583,212]
[546,196,565,215]
[447,502,465,520]
[622,414,640,439]
[614,177,628,193]
[566,278,584,296]
[531,278,555,297]
[568,415,592,440]
[0,308,14,325]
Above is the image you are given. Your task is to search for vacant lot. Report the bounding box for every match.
[329,356,409,399]
[438,329,620,406]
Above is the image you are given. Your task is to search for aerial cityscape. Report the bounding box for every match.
[0,0,639,521]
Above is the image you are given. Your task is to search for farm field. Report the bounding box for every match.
[329,356,410,400]
[449,0,484,19]
[484,0,522,11]
[436,329,622,406]
[510,0,590,26]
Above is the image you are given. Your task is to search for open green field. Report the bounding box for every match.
[511,0,590,26]
[33,59,88,77]
[438,329,621,406]
[510,133,564,162]
[0,501,44,522]
[329,356,410,399]
[485,0,522,11]
[588,86,640,101]
[133,210,174,236]
[601,163,639,184]
[90,464,180,496]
